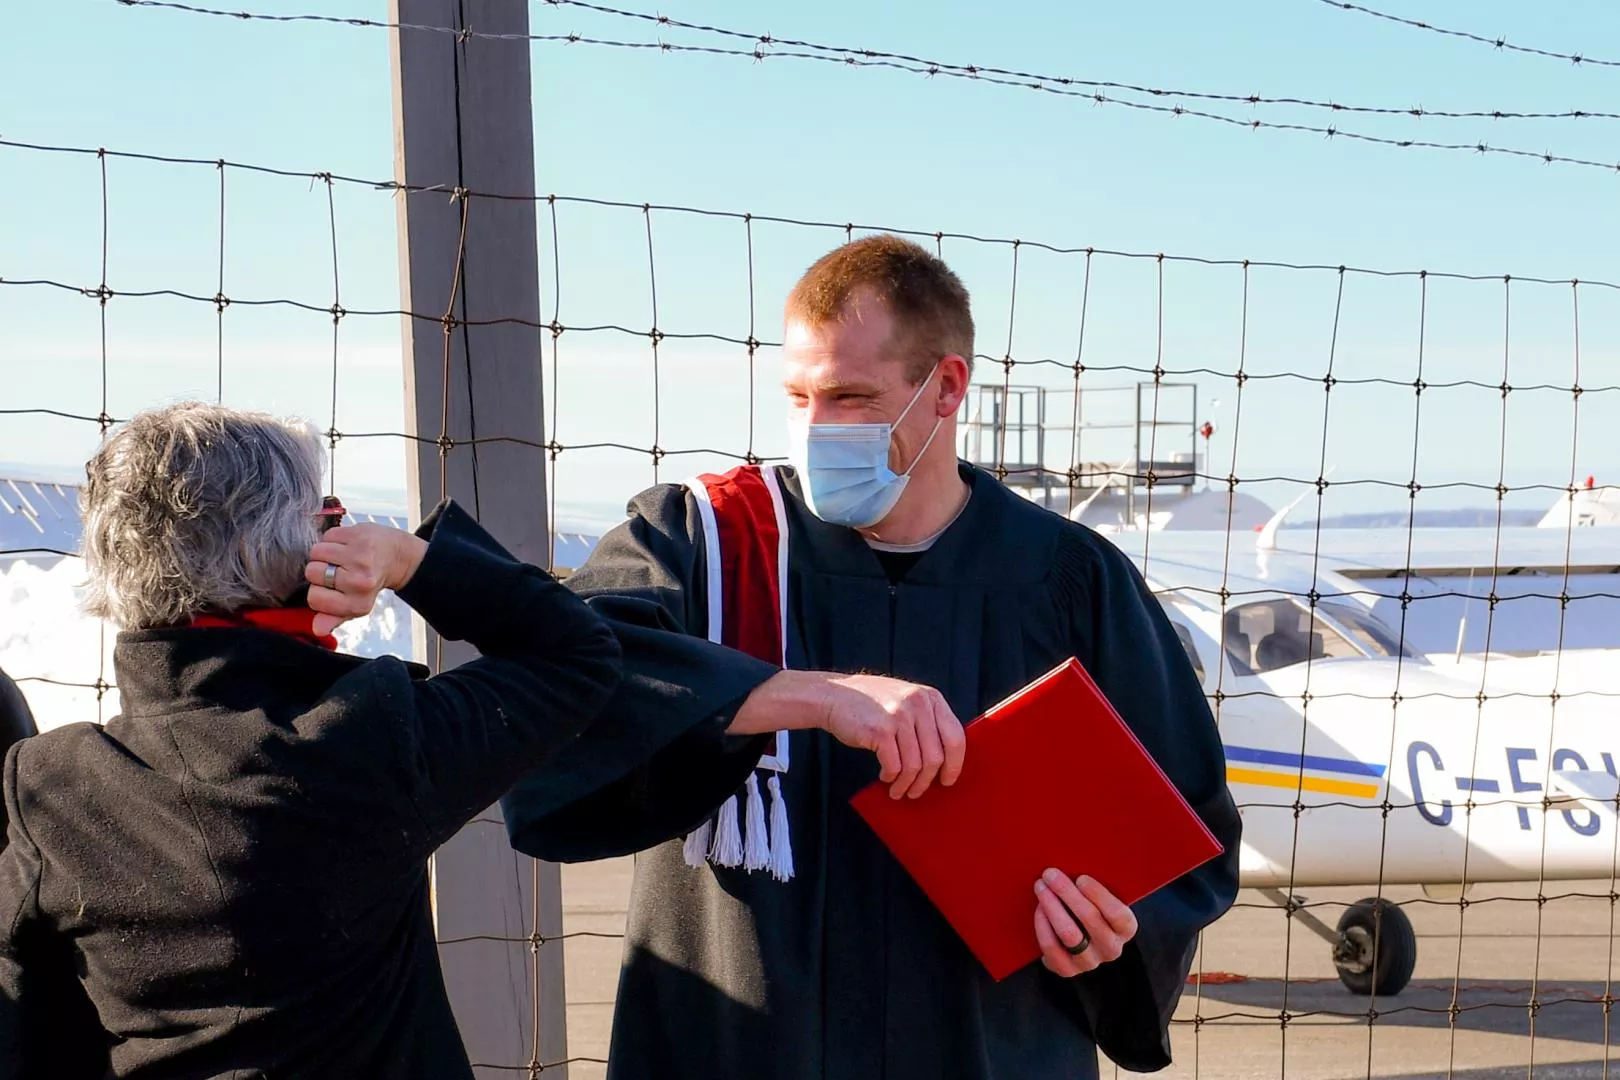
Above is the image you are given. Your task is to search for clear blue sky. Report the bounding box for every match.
[5,0,1620,523]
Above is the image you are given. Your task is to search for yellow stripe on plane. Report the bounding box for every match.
[1225,766,1381,800]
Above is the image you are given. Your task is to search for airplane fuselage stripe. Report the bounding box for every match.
[1224,744,1386,778]
[1225,767,1382,799]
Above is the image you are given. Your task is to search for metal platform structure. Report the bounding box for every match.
[956,380,1206,519]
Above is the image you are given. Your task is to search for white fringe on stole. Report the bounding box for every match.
[681,818,713,868]
[743,773,771,871]
[709,792,744,867]
[767,774,794,881]
[680,767,795,882]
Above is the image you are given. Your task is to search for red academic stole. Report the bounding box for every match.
[682,464,794,881]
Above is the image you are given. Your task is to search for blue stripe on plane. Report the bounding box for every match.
[1223,744,1387,778]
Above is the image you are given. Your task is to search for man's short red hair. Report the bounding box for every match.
[785,234,975,384]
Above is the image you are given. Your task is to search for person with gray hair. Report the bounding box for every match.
[0,400,624,1079]
[78,399,342,632]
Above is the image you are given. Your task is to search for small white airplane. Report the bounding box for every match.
[1113,517,1620,999]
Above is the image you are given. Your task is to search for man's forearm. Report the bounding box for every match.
[724,668,966,799]
[725,670,832,736]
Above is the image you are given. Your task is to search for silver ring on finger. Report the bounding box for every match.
[1065,926,1092,957]
[323,563,339,591]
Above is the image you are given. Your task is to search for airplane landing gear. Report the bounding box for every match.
[1258,889,1417,997]
[1331,897,1416,997]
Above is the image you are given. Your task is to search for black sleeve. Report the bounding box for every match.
[0,669,36,843]
[1047,530,1243,1072]
[0,745,111,1080]
[377,499,624,846]
[0,670,35,749]
[501,483,779,862]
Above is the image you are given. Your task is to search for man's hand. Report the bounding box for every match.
[729,670,966,800]
[819,673,966,800]
[303,524,429,636]
[1033,870,1139,978]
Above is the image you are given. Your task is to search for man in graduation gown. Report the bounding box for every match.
[503,234,1242,1079]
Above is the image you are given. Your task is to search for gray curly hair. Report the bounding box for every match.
[81,401,327,630]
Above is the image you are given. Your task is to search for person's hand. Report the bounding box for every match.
[728,670,965,800]
[303,524,428,636]
[1033,870,1138,978]
[816,673,966,800]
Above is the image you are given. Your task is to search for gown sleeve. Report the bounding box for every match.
[1047,528,1243,1072]
[501,483,780,862]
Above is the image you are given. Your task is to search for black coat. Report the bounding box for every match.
[0,500,622,1079]
[0,667,35,752]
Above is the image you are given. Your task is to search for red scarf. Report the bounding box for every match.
[187,607,338,651]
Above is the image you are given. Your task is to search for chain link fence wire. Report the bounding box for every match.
[7,6,1620,1079]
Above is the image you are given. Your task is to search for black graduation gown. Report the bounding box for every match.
[503,462,1241,1080]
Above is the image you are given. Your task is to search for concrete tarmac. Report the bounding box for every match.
[557,860,1620,1080]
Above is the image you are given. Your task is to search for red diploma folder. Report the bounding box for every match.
[849,657,1225,981]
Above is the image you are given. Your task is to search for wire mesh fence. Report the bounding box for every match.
[5,4,1620,1079]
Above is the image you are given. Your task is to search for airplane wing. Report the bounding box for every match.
[1259,517,1620,659]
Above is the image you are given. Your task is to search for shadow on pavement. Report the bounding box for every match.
[1184,977,1618,1047]
[1345,1062,1611,1080]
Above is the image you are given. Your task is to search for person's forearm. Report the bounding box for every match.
[725,668,964,799]
[726,669,832,736]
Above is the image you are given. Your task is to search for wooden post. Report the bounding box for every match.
[388,3,568,1076]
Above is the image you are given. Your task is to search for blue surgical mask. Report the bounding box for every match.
[786,365,944,529]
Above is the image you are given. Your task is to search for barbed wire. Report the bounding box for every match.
[1312,0,1620,71]
[111,0,1620,181]
[543,0,1620,125]
[117,0,1620,127]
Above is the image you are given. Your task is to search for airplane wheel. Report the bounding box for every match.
[1332,898,1416,997]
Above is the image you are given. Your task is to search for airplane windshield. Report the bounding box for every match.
[1223,597,1402,674]
[1318,600,1419,660]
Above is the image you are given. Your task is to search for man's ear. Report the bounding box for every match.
[935,354,971,415]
